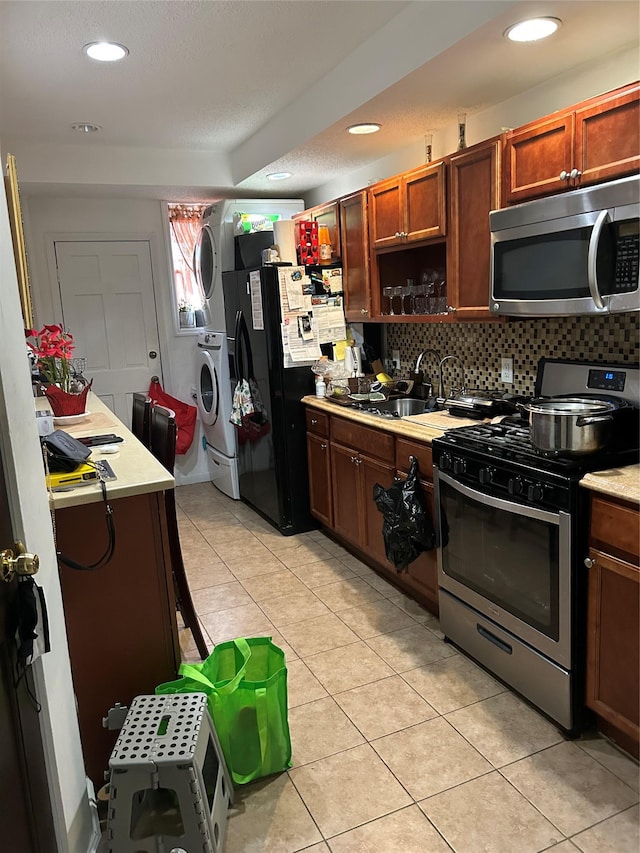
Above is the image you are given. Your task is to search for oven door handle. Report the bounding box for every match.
[435,469,562,525]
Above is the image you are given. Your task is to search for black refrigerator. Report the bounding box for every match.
[222,266,317,535]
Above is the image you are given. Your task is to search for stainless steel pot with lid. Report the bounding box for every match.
[521,396,618,455]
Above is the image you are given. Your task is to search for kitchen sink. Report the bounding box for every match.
[371,398,428,417]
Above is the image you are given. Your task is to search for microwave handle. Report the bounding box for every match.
[587,209,611,310]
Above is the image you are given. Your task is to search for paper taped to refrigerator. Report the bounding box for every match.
[249,270,264,330]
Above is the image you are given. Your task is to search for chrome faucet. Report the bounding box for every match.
[438,355,467,400]
[415,348,442,374]
[413,348,442,398]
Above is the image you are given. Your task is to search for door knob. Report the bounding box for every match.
[1,540,39,583]
[149,350,157,359]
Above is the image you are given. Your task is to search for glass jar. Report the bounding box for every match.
[391,286,404,316]
[381,286,393,315]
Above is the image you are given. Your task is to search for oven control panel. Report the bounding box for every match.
[435,450,571,512]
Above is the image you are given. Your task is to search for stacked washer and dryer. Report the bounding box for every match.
[194,199,303,499]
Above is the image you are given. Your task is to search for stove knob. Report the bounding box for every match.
[439,453,453,471]
[528,483,544,502]
[453,458,466,475]
[508,476,524,496]
[479,467,494,485]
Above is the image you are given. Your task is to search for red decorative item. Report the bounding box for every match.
[45,380,93,417]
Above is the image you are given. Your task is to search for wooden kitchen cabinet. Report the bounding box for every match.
[447,137,502,320]
[369,161,447,249]
[305,409,332,527]
[330,417,395,568]
[55,490,180,786]
[305,405,441,614]
[504,81,640,204]
[395,438,438,611]
[340,190,371,321]
[585,493,639,757]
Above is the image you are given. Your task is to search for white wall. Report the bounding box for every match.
[23,196,210,484]
[304,45,639,207]
[0,161,96,852]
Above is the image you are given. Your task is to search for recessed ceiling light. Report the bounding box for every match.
[347,123,381,135]
[83,41,129,62]
[505,17,561,42]
[71,122,102,133]
[266,172,292,181]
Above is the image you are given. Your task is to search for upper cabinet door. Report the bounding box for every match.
[574,83,640,187]
[447,137,502,320]
[369,162,446,249]
[404,162,447,243]
[369,177,403,249]
[504,112,575,204]
[340,191,370,321]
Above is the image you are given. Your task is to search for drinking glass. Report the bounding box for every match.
[391,287,404,315]
[381,286,393,315]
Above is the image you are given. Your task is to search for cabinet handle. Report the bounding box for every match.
[320,443,327,450]
[355,458,362,465]
[394,231,401,239]
[350,455,357,463]
[584,557,595,569]
[559,170,570,181]
[446,305,456,312]
[311,418,318,425]
[360,308,369,315]
[570,168,582,180]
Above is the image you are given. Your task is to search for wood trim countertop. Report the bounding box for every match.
[37,392,174,509]
[304,396,640,504]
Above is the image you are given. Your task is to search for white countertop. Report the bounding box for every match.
[37,393,174,509]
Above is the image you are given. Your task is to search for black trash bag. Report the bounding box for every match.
[373,456,436,571]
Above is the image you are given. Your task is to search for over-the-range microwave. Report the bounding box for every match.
[490,174,639,317]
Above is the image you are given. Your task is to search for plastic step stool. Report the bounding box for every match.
[105,693,233,852]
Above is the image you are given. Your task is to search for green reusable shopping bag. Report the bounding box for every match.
[156,637,292,785]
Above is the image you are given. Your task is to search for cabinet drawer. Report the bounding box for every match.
[395,439,433,479]
[306,408,330,437]
[590,494,640,564]
[331,417,394,463]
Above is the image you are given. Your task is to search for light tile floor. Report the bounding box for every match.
[176,482,640,853]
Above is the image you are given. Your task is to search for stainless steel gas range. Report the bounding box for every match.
[432,359,639,733]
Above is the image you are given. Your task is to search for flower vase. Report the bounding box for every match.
[45,379,93,417]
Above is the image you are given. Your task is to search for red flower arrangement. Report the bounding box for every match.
[26,324,76,391]
[26,324,92,415]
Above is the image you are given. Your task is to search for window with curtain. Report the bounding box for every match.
[168,203,207,316]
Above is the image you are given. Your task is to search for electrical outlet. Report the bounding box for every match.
[501,356,514,384]
[392,350,401,371]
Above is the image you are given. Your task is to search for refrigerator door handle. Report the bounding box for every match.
[233,310,243,381]
[237,310,255,381]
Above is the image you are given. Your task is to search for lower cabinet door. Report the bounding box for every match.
[360,455,395,569]
[307,432,332,526]
[586,548,639,752]
[404,479,438,610]
[330,443,361,544]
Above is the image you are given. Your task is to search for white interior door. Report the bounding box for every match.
[54,240,162,424]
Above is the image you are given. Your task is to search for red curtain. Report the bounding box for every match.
[168,204,206,310]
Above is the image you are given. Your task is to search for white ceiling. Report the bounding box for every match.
[0,0,638,201]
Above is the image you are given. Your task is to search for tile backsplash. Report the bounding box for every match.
[385,314,639,397]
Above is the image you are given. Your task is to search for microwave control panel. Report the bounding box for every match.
[613,221,639,292]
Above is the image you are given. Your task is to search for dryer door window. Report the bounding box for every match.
[195,224,218,301]
[197,351,220,427]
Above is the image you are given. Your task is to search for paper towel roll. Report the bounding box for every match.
[273,219,297,265]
